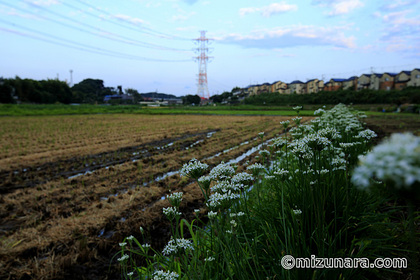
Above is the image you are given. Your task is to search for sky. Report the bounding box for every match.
[1,0,420,97]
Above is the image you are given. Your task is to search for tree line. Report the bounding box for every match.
[244,87,420,106]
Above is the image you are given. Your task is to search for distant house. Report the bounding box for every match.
[324,79,345,91]
[379,73,397,90]
[244,85,259,96]
[407,69,420,87]
[395,71,411,90]
[357,74,371,90]
[306,79,324,93]
[342,76,358,90]
[369,73,383,90]
[257,83,271,94]
[287,80,305,94]
[271,80,288,94]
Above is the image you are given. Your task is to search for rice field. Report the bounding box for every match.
[0,114,312,279]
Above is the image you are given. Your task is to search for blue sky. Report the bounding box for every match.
[1,0,419,96]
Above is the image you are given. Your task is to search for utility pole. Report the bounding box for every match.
[193,31,213,100]
[69,70,73,86]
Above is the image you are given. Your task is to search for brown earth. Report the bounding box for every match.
[0,114,309,280]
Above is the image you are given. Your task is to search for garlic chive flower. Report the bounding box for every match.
[231,172,254,185]
[209,162,235,181]
[352,133,420,193]
[152,270,179,280]
[293,117,302,125]
[355,129,377,141]
[168,192,183,208]
[162,238,194,256]
[117,254,129,262]
[247,163,265,172]
[198,175,212,191]
[293,106,303,111]
[208,211,218,219]
[205,257,215,262]
[180,158,208,179]
[163,207,181,221]
[314,108,326,115]
[280,120,290,130]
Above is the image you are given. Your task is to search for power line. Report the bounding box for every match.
[71,0,191,41]
[1,1,191,52]
[0,24,190,62]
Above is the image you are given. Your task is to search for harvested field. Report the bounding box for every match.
[0,114,312,280]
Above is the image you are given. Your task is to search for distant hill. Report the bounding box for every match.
[141,92,180,100]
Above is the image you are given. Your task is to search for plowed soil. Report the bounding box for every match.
[0,114,311,280]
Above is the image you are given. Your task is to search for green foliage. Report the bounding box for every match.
[118,105,413,279]
[0,77,72,104]
[182,94,201,105]
[244,87,420,106]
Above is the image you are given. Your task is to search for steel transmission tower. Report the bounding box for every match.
[194,31,213,99]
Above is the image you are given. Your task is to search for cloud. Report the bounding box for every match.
[112,14,145,25]
[376,9,420,55]
[312,0,364,16]
[216,25,356,50]
[379,0,419,11]
[239,2,298,17]
[182,0,198,4]
[26,0,58,6]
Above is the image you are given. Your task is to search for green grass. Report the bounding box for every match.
[0,104,316,116]
[1,103,417,117]
[118,105,415,280]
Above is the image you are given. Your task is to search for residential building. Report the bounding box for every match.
[407,69,420,87]
[369,73,383,90]
[357,74,371,90]
[395,71,411,90]
[324,78,345,91]
[306,79,324,93]
[287,80,305,94]
[379,73,397,90]
[257,83,271,94]
[271,80,288,94]
[342,76,358,90]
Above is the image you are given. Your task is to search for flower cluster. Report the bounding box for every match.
[209,162,235,181]
[152,270,179,280]
[168,192,183,208]
[162,238,194,256]
[352,133,420,191]
[206,191,240,210]
[355,129,377,141]
[163,206,181,221]
[180,158,208,179]
[231,172,254,185]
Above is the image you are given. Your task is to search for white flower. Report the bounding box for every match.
[180,158,208,179]
[247,163,265,172]
[205,257,215,262]
[314,108,326,115]
[153,270,179,280]
[162,238,194,256]
[142,243,151,248]
[355,129,377,140]
[126,235,134,241]
[206,191,240,210]
[127,272,134,277]
[352,133,420,190]
[259,149,270,157]
[208,210,218,219]
[293,209,302,215]
[117,254,129,262]
[209,162,235,181]
[293,106,303,110]
[231,172,254,185]
[163,207,181,220]
[168,192,183,207]
[119,242,127,247]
